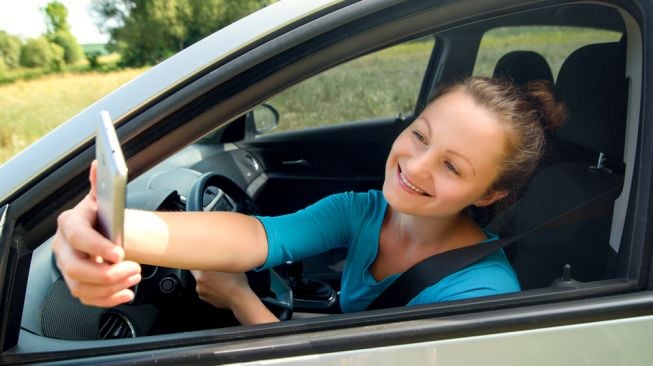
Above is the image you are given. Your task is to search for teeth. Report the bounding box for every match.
[400,171,426,195]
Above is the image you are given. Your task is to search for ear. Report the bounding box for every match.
[473,190,508,207]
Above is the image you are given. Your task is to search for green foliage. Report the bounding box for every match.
[91,0,271,67]
[115,0,191,66]
[42,1,83,65]
[49,42,65,70]
[0,58,6,78]
[0,31,22,69]
[19,37,64,70]
[85,51,102,69]
[49,30,84,64]
[182,0,267,45]
[44,1,70,33]
[20,38,51,68]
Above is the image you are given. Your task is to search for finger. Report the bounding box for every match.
[68,273,141,300]
[57,242,140,285]
[90,160,98,201]
[66,258,140,286]
[78,288,136,308]
[58,209,124,263]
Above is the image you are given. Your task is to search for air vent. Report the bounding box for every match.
[99,311,136,339]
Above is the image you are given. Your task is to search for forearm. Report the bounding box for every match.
[123,210,268,271]
[231,291,280,325]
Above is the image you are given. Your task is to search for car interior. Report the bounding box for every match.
[14,0,643,350]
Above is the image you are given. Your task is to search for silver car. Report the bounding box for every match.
[1,0,652,364]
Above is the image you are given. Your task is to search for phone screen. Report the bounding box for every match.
[96,110,128,247]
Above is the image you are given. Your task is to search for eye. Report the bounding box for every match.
[445,161,460,175]
[411,130,428,145]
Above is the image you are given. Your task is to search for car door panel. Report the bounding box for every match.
[238,117,407,216]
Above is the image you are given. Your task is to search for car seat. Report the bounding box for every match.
[489,38,628,290]
[492,50,554,86]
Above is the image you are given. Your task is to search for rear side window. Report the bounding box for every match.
[473,26,622,79]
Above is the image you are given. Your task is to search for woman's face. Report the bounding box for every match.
[383,89,508,218]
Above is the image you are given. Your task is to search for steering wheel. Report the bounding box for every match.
[185,172,293,321]
[186,173,260,214]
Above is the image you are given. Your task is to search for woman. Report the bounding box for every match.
[53,76,566,325]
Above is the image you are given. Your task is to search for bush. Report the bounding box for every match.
[49,42,65,71]
[49,30,84,64]
[0,58,6,78]
[20,37,64,70]
[85,50,101,69]
[0,31,22,69]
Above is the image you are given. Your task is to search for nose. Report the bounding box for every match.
[404,149,436,180]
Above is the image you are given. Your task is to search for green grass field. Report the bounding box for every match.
[0,27,621,165]
[0,68,146,163]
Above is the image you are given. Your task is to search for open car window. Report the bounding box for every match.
[258,37,435,134]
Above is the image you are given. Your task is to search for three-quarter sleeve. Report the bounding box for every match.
[256,192,354,269]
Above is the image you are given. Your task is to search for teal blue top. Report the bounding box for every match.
[257,190,520,313]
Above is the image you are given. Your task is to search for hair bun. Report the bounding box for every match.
[523,80,567,130]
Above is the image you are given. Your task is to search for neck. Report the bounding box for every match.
[385,207,483,253]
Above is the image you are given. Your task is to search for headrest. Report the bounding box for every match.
[555,38,627,160]
[493,50,554,86]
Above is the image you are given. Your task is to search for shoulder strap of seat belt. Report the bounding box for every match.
[367,183,623,311]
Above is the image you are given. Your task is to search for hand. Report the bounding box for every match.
[191,270,279,325]
[52,161,142,307]
[191,270,253,310]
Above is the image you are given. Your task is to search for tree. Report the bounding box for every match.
[0,31,22,69]
[44,1,70,33]
[91,0,273,67]
[182,0,268,46]
[121,0,190,65]
[50,30,84,64]
[20,37,64,70]
[43,1,84,64]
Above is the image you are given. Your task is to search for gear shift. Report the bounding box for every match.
[286,261,337,311]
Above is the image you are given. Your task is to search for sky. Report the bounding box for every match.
[0,0,108,44]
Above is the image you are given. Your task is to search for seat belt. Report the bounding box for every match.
[367,183,623,311]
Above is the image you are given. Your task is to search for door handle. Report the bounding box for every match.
[282,159,310,166]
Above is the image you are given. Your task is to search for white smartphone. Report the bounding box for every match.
[96,110,128,247]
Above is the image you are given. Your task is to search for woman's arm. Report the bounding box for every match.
[53,162,269,307]
[124,210,268,272]
[192,270,279,325]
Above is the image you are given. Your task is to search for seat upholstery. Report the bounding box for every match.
[493,50,554,86]
[553,40,628,169]
[489,39,628,290]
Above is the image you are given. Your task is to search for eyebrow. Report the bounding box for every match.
[418,117,477,177]
[446,149,477,176]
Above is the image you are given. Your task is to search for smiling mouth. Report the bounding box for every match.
[397,166,431,197]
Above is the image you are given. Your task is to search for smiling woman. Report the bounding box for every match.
[51,76,563,321]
